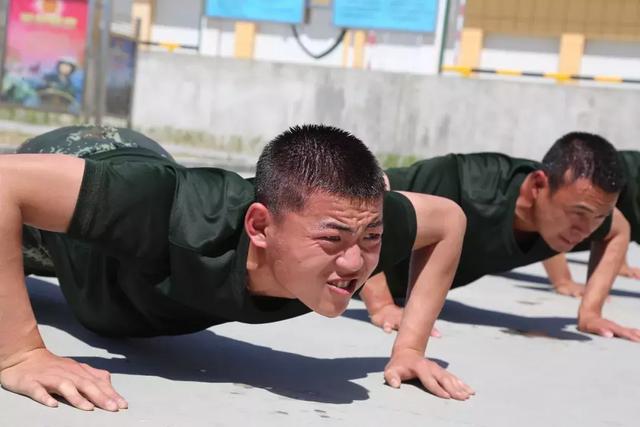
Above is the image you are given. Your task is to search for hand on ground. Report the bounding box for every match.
[369,304,441,337]
[384,349,474,400]
[369,303,404,333]
[0,347,127,411]
[619,263,640,280]
[578,317,640,342]
[553,279,585,297]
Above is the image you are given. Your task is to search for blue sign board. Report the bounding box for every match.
[205,0,305,24]
[333,0,439,33]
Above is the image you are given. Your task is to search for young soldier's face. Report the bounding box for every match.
[266,192,383,317]
[533,176,617,252]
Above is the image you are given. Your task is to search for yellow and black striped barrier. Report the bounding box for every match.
[138,40,199,52]
[442,65,640,85]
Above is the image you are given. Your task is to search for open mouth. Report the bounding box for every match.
[327,279,358,295]
[560,236,578,247]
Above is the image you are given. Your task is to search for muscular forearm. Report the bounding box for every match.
[392,205,465,356]
[543,253,586,297]
[0,155,83,369]
[543,253,573,286]
[579,211,629,322]
[0,191,45,370]
[361,272,396,314]
[0,154,128,411]
[382,192,473,400]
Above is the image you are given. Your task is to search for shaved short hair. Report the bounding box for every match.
[255,124,385,216]
[542,132,625,194]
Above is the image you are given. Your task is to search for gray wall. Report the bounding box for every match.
[133,51,640,159]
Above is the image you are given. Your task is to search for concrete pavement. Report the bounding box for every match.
[2,245,640,426]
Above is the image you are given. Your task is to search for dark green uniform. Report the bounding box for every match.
[20,127,417,338]
[618,151,640,244]
[385,153,611,295]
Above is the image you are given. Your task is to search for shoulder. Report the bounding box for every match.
[456,152,539,174]
[170,168,255,251]
[386,154,461,194]
[619,150,640,165]
[619,151,640,180]
[173,167,254,207]
[456,153,539,202]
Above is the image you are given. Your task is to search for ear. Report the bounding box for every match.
[530,170,550,198]
[244,202,273,249]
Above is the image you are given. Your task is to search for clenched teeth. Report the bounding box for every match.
[329,280,353,289]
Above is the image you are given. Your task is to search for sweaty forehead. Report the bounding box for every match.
[556,177,618,211]
[303,190,381,208]
[300,192,382,222]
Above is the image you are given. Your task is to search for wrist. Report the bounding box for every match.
[0,332,46,371]
[577,307,601,327]
[552,277,573,288]
[0,345,45,371]
[391,338,426,358]
[579,293,605,317]
[371,301,397,315]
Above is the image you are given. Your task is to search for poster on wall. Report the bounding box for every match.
[0,0,90,114]
[205,0,305,24]
[333,0,439,33]
[106,34,137,119]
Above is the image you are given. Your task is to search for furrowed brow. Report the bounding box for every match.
[319,221,353,233]
[367,219,383,229]
[571,204,595,214]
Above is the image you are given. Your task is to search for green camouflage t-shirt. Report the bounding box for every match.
[618,151,640,243]
[385,153,612,294]
[39,150,416,337]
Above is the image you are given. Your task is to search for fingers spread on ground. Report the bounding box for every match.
[80,364,112,382]
[455,378,474,396]
[54,380,94,411]
[77,364,127,408]
[463,383,476,395]
[422,376,450,399]
[619,329,640,342]
[440,376,461,395]
[29,383,59,408]
[595,327,614,338]
[76,378,118,411]
[383,371,402,388]
[94,378,128,409]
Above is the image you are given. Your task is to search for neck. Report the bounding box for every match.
[513,176,538,233]
[246,242,295,298]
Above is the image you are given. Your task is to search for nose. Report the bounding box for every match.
[336,244,364,275]
[571,216,602,240]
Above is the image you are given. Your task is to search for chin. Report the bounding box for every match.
[550,240,574,253]
[315,303,349,318]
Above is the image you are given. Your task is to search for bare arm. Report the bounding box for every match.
[578,208,640,341]
[0,154,127,410]
[383,192,473,400]
[359,272,402,332]
[542,254,586,297]
[0,154,83,366]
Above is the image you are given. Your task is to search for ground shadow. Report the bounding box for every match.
[497,270,640,299]
[516,284,640,300]
[496,271,552,285]
[566,257,589,266]
[438,300,590,341]
[27,277,387,404]
[343,300,591,342]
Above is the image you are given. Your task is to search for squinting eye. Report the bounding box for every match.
[321,236,341,242]
[364,233,381,241]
